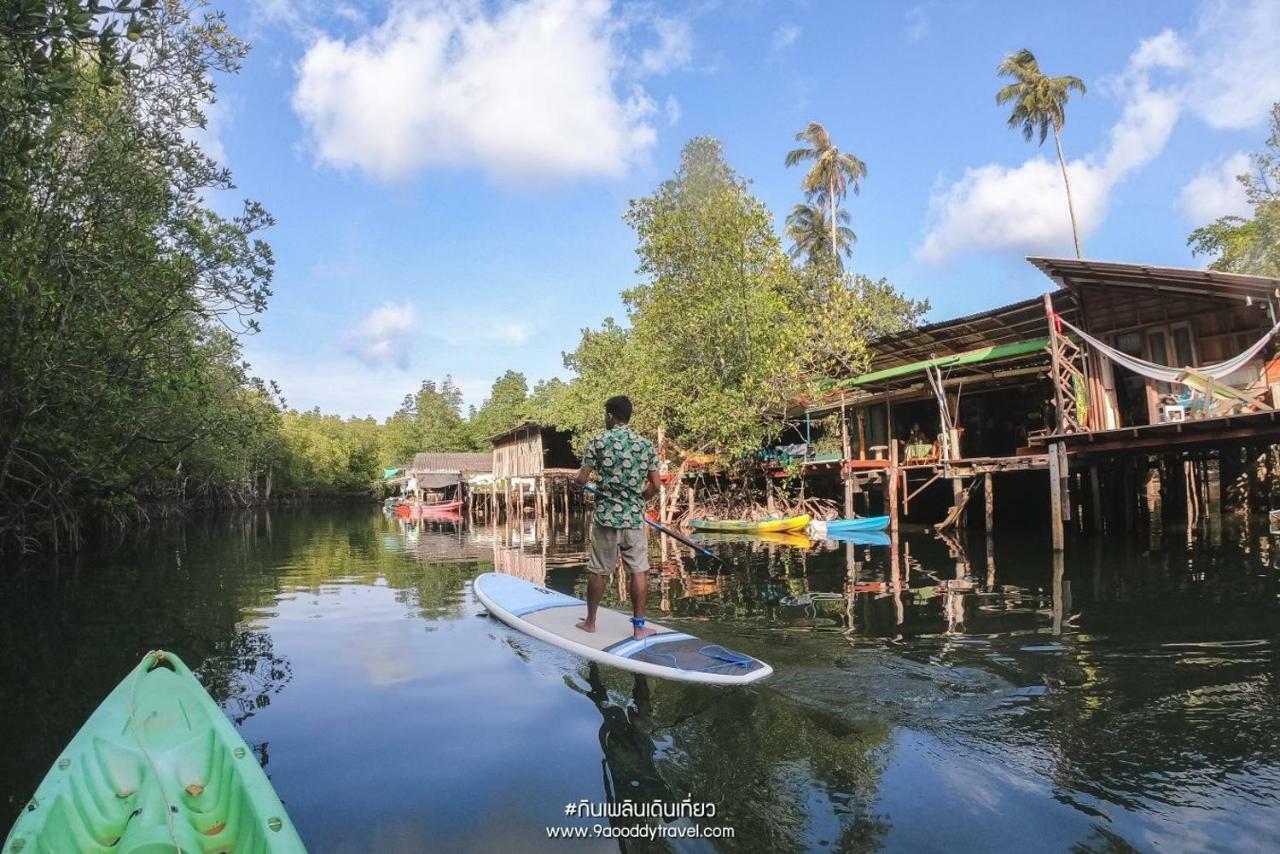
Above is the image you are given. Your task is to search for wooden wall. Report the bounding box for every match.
[492,425,544,478]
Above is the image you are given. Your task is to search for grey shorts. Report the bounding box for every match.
[588,523,649,575]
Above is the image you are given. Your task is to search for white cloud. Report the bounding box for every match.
[292,0,661,182]
[1179,152,1252,223]
[345,301,416,369]
[1184,0,1280,130]
[919,31,1182,263]
[640,16,692,74]
[664,94,681,126]
[430,316,533,347]
[772,23,800,50]
[905,6,929,43]
[917,0,1279,263]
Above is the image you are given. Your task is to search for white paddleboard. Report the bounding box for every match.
[473,572,772,686]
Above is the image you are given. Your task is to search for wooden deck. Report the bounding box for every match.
[1030,409,1280,457]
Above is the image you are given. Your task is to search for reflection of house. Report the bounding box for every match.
[408,452,492,499]
[802,257,1280,547]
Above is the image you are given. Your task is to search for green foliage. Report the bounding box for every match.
[798,258,929,383]
[552,138,921,461]
[381,377,475,462]
[0,1,273,551]
[1189,103,1280,277]
[995,48,1086,257]
[469,370,531,442]
[994,48,1085,144]
[277,410,382,494]
[786,202,855,267]
[785,122,866,266]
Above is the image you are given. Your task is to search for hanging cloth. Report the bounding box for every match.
[1055,315,1280,384]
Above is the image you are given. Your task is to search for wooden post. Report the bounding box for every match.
[841,400,854,517]
[1058,443,1071,523]
[1051,549,1065,636]
[952,477,965,530]
[1048,442,1065,551]
[657,424,667,524]
[983,472,994,534]
[1089,464,1103,533]
[888,439,900,534]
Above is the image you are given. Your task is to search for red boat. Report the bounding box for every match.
[395,499,463,517]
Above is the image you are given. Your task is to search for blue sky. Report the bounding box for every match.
[212,0,1280,418]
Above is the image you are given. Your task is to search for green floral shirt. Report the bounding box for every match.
[583,426,658,528]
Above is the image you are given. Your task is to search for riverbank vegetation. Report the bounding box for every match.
[5,6,1272,556]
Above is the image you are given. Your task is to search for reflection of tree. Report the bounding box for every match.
[195,629,292,727]
[640,681,893,851]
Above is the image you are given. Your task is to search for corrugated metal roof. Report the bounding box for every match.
[410,452,492,474]
[865,291,1076,372]
[1028,256,1280,301]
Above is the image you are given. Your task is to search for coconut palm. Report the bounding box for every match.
[785,122,867,260]
[786,202,855,267]
[996,48,1087,258]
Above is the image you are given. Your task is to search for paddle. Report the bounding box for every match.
[581,482,725,565]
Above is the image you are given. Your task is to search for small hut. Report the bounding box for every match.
[406,452,492,503]
[489,422,580,516]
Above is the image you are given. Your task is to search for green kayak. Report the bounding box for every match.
[4,650,306,853]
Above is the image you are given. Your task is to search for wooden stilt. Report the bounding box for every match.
[984,472,994,534]
[1089,464,1103,533]
[888,440,900,535]
[1051,549,1065,636]
[1048,442,1064,551]
[841,403,854,517]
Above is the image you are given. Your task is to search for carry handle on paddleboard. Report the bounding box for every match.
[581,482,725,565]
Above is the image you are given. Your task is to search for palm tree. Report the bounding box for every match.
[786,202,855,267]
[785,122,867,261]
[996,48,1087,258]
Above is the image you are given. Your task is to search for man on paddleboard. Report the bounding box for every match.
[575,395,662,641]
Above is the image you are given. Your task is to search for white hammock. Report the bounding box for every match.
[1056,315,1280,384]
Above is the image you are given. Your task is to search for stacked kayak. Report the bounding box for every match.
[688,514,810,534]
[5,650,306,853]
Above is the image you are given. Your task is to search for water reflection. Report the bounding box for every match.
[2,508,1280,850]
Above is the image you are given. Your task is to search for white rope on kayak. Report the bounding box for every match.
[128,650,182,854]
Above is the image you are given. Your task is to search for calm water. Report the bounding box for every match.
[3,508,1280,852]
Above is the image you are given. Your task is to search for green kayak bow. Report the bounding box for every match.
[4,650,306,853]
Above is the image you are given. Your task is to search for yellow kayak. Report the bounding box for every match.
[693,530,814,549]
[688,514,811,534]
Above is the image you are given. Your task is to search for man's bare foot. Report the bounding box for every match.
[576,618,597,633]
[632,624,657,641]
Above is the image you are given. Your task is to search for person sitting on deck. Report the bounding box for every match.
[902,423,934,461]
[574,395,663,641]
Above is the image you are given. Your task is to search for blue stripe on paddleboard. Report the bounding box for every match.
[605,632,697,659]
[510,600,584,617]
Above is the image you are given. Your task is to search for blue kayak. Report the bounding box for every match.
[819,515,890,533]
[824,530,891,546]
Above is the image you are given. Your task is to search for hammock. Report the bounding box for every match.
[1055,315,1280,384]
